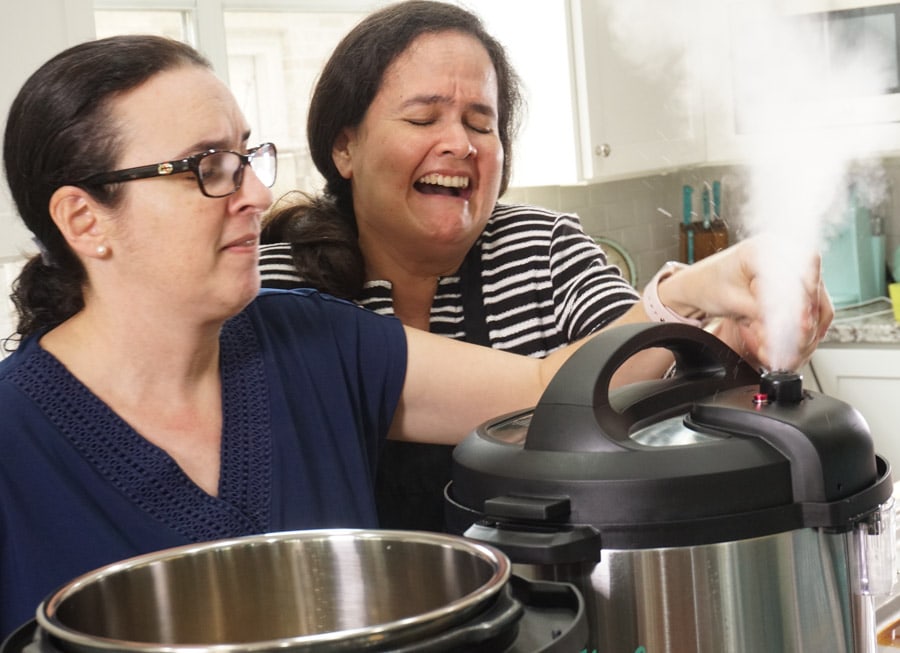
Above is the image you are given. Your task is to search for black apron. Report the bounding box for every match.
[374,244,489,531]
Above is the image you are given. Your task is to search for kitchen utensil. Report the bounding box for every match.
[702,183,711,229]
[446,322,895,653]
[4,530,587,653]
[681,185,695,264]
[712,179,721,220]
[681,185,693,226]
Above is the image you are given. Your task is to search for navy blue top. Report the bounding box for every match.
[0,289,406,637]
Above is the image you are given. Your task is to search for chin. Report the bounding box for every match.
[229,276,262,311]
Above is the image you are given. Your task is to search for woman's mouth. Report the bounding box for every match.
[414,173,472,199]
[223,236,258,250]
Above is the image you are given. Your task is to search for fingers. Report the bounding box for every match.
[686,241,760,320]
[695,241,832,372]
[815,280,835,340]
[714,281,831,373]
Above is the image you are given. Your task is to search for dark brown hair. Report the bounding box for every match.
[261,192,364,300]
[309,0,522,207]
[3,35,211,345]
[272,0,523,299]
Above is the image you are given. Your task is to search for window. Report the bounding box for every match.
[93,1,577,190]
[222,10,367,197]
[94,3,377,198]
[94,9,192,42]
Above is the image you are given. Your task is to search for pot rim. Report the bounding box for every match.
[36,529,512,653]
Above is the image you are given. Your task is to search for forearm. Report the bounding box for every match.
[392,327,548,444]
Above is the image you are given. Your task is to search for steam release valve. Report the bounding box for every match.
[759,370,803,405]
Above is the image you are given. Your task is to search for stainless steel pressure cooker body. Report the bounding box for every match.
[446,323,896,653]
[1,530,587,653]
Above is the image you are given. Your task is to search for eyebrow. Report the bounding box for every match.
[178,130,253,158]
[401,94,496,118]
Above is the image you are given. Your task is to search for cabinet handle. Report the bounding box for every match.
[595,143,612,158]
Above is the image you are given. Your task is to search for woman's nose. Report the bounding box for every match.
[235,165,274,209]
[440,125,477,159]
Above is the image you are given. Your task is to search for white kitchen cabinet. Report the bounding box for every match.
[704,0,900,165]
[570,0,900,174]
[469,0,580,187]
[571,0,707,181]
[808,345,900,472]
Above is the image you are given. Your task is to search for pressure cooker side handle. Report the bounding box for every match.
[526,323,759,453]
[463,521,603,566]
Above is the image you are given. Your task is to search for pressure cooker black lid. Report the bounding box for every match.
[447,323,893,551]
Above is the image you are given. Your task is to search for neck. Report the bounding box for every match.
[41,305,222,404]
[382,272,440,331]
[40,306,225,496]
[359,236,471,331]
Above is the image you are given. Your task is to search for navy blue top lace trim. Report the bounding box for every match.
[7,312,271,541]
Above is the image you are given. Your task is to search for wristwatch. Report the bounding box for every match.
[642,261,705,327]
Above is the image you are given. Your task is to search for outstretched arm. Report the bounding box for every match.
[390,236,832,445]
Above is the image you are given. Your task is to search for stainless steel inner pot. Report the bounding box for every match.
[36,529,511,652]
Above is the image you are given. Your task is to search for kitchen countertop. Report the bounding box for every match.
[822,298,900,345]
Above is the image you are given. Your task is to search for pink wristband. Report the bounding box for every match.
[642,262,705,327]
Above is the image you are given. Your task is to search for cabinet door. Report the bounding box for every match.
[810,346,900,470]
[471,0,580,187]
[705,0,900,164]
[572,0,707,180]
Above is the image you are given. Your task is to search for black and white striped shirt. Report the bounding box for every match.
[259,203,640,358]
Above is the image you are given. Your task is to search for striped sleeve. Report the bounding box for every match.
[546,212,640,339]
[481,205,639,347]
[258,242,305,289]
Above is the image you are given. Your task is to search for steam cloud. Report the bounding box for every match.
[605,0,891,369]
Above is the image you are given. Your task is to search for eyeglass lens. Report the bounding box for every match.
[197,144,277,197]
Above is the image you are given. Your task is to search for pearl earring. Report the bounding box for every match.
[96,245,108,257]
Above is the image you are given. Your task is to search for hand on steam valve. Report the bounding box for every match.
[655,236,834,372]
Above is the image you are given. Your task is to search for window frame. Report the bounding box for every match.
[92,0,582,187]
[93,0,390,82]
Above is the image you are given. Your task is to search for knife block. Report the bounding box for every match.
[680,222,729,264]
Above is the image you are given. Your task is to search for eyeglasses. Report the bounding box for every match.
[75,142,278,198]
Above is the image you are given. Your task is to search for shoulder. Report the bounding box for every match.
[237,289,407,416]
[480,204,592,256]
[489,202,569,224]
[242,288,404,344]
[248,287,383,320]
[0,333,43,382]
[485,203,586,237]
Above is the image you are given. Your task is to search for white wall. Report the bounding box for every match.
[0,1,94,343]
[1,0,94,261]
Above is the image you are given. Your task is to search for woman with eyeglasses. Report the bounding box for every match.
[0,33,829,637]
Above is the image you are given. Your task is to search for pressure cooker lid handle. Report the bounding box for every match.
[525,323,759,452]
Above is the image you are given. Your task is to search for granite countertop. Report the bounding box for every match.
[822,298,900,345]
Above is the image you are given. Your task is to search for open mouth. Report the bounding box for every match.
[415,173,472,200]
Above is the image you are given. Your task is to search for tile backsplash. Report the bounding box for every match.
[504,167,732,289]
[505,161,900,292]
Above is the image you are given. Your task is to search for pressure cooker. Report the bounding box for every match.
[1,530,587,653]
[446,323,895,652]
